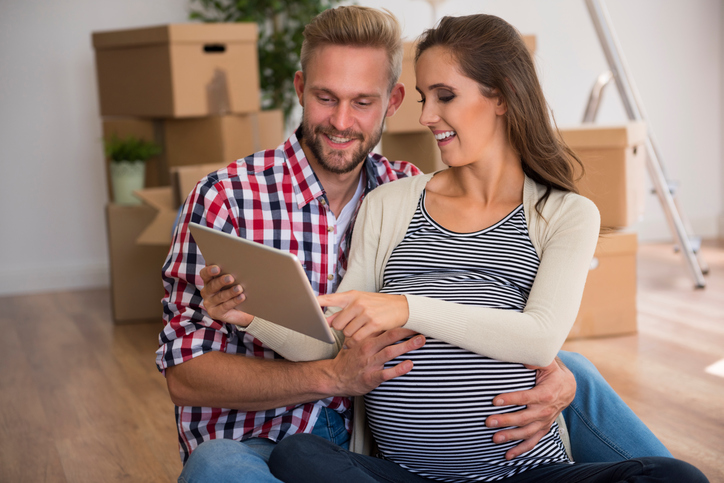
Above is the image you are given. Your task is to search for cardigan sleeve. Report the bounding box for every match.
[242,316,344,362]
[403,193,601,367]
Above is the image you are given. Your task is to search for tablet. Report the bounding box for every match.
[188,223,335,344]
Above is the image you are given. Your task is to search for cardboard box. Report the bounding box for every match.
[164,110,284,169]
[385,43,426,134]
[93,23,260,118]
[106,203,170,323]
[386,36,536,135]
[560,122,647,228]
[567,231,638,340]
[102,118,169,201]
[381,131,445,174]
[171,164,224,208]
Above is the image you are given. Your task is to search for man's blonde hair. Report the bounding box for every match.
[300,6,403,93]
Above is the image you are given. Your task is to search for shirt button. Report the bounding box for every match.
[327,226,334,232]
[320,199,327,206]
[327,274,334,281]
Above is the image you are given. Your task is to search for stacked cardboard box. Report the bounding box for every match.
[94,23,284,323]
[381,36,536,174]
[561,123,647,339]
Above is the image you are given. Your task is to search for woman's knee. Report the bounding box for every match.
[269,434,338,482]
[640,457,709,483]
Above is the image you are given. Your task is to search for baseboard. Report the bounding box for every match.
[0,261,110,297]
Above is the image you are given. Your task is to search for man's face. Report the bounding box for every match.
[294,45,404,175]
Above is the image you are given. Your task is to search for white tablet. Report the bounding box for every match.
[188,223,335,344]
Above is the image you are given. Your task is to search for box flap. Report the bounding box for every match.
[559,122,647,149]
[93,23,257,50]
[594,231,638,257]
[133,187,177,246]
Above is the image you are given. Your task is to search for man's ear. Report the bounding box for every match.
[384,82,405,118]
[293,71,305,107]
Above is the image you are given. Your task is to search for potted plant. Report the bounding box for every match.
[104,135,162,205]
[189,0,342,123]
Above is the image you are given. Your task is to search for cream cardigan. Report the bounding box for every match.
[245,171,600,456]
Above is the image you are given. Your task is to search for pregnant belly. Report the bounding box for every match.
[364,339,536,478]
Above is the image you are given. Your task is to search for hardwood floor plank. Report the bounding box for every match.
[0,307,67,483]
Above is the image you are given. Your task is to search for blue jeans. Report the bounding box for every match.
[558,351,672,462]
[178,407,349,483]
[269,434,707,483]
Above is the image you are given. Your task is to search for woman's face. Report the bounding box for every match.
[415,46,509,168]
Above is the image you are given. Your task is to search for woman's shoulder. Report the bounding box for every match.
[524,176,599,220]
[366,171,436,204]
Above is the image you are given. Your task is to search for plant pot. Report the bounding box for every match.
[110,160,146,205]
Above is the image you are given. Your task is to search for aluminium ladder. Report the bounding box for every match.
[583,0,708,289]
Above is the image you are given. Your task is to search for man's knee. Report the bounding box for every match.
[180,439,272,483]
[558,350,601,383]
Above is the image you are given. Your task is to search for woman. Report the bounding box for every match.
[209,14,707,483]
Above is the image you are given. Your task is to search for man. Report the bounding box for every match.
[157,6,670,482]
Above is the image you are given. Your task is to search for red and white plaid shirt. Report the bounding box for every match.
[156,129,420,463]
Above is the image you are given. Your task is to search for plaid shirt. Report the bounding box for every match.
[156,129,420,463]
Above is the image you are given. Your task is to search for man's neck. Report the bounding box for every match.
[301,142,365,217]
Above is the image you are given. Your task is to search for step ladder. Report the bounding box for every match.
[583,0,709,289]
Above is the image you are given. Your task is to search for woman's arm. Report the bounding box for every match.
[403,194,600,366]
[327,191,600,367]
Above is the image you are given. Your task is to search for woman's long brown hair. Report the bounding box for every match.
[416,14,583,213]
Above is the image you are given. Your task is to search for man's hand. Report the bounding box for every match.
[319,291,409,341]
[326,327,425,396]
[199,265,254,327]
[486,357,575,460]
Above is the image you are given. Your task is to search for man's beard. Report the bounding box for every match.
[300,115,384,175]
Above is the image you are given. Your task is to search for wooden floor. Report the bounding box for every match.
[0,242,722,482]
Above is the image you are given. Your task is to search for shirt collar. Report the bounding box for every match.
[283,128,326,209]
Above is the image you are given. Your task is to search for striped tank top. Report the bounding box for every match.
[365,190,570,482]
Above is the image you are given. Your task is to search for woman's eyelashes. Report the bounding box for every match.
[416,90,456,104]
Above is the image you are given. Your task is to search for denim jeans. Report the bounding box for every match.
[178,407,349,483]
[558,351,673,462]
[269,434,708,483]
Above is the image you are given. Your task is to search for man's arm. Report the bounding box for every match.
[166,328,426,411]
[485,357,575,460]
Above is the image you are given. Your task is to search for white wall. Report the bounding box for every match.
[0,0,189,296]
[0,0,721,296]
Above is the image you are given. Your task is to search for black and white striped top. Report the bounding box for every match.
[365,191,570,482]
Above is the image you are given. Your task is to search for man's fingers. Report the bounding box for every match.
[207,284,243,308]
[199,265,220,283]
[492,388,540,408]
[491,419,545,443]
[379,359,413,382]
[375,334,425,364]
[503,430,547,460]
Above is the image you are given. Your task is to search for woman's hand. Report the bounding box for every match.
[199,265,254,327]
[318,291,410,341]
